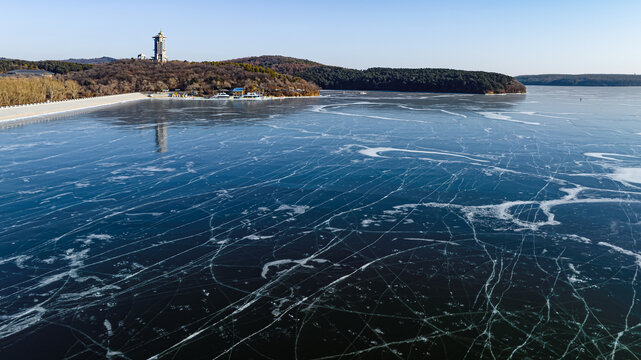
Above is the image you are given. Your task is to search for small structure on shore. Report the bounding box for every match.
[232,88,245,97]
[153,31,167,63]
[137,53,147,60]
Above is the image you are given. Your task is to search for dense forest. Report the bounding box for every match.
[0,78,82,106]
[298,66,525,94]
[515,74,641,86]
[226,55,526,94]
[0,59,93,74]
[62,60,319,97]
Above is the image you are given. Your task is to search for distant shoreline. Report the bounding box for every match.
[516,74,641,87]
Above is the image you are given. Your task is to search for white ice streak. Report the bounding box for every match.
[465,186,641,231]
[440,109,467,118]
[357,146,489,163]
[477,112,541,125]
[59,285,122,301]
[0,255,32,269]
[584,152,637,161]
[598,242,641,267]
[403,238,460,245]
[104,319,113,337]
[77,233,112,245]
[396,105,467,118]
[0,306,46,340]
[564,234,592,244]
[125,212,164,217]
[394,187,641,231]
[139,166,175,172]
[361,219,378,227]
[242,235,275,241]
[106,349,124,358]
[312,103,419,122]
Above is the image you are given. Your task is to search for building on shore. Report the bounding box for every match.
[233,88,245,97]
[153,31,167,63]
[137,53,147,60]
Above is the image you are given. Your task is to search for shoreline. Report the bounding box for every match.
[0,93,149,124]
[0,93,321,124]
[150,94,321,101]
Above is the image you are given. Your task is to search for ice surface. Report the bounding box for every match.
[1,87,641,359]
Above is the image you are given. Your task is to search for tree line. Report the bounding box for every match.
[0,59,93,74]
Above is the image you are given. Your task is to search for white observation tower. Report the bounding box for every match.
[153,31,167,63]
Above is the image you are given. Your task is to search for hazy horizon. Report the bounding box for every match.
[2,0,640,76]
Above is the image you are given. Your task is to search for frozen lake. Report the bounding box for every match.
[1,87,641,359]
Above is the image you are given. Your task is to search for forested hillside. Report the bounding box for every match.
[0,58,319,105]
[228,56,321,76]
[63,60,319,97]
[228,55,526,94]
[299,66,525,94]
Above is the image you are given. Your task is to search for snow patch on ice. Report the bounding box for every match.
[261,258,330,279]
[77,234,112,245]
[242,234,274,241]
[104,319,113,337]
[609,168,641,185]
[276,204,309,215]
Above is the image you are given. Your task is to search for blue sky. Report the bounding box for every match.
[2,0,640,75]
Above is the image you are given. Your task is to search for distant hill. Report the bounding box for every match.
[59,57,117,65]
[515,74,641,86]
[227,55,525,94]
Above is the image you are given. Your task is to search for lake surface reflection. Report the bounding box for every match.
[1,87,641,359]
